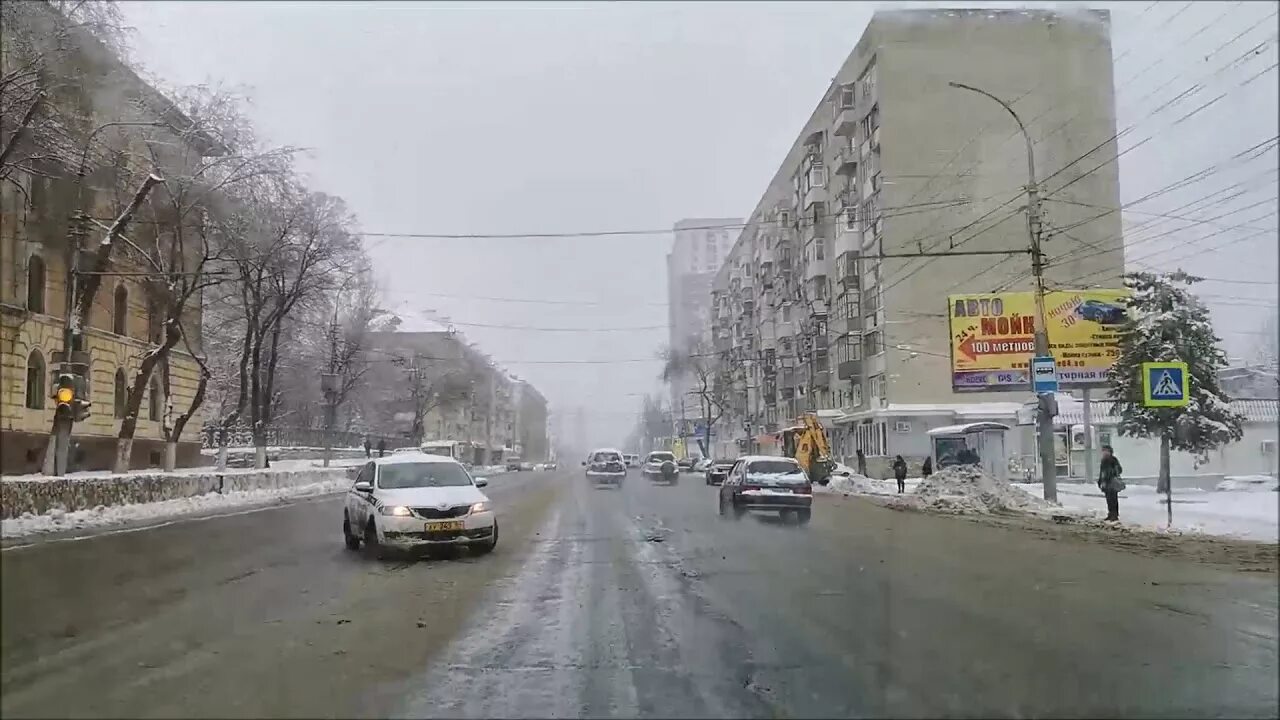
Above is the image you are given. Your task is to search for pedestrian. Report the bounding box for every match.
[921,456,933,478]
[856,448,867,477]
[363,436,372,458]
[892,455,908,493]
[1097,444,1125,522]
[377,438,386,458]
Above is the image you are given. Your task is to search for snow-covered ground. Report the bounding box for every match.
[818,468,1278,543]
[1017,480,1279,543]
[1,475,349,539]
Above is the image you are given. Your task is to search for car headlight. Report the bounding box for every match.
[470,501,491,514]
[379,505,413,517]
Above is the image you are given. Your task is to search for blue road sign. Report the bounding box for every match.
[1142,361,1189,407]
[1031,356,1058,394]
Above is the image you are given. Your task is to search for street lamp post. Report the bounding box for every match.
[946,81,1057,502]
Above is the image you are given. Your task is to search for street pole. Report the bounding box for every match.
[1082,387,1094,483]
[948,81,1058,502]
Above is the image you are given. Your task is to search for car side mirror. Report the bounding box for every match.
[474,478,488,488]
[353,481,373,493]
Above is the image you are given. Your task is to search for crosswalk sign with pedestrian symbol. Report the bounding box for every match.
[1141,361,1189,407]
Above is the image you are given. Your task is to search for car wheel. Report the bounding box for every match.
[363,519,385,560]
[474,523,498,555]
[796,508,812,525]
[343,512,361,550]
[732,499,746,519]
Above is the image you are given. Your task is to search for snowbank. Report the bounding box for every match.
[911,465,1052,515]
[1215,475,1279,493]
[1,465,356,520]
[471,465,509,478]
[1,475,350,539]
[1019,482,1279,543]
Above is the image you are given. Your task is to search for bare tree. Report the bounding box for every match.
[661,339,739,458]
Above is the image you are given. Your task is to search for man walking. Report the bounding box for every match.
[892,455,908,494]
[377,438,387,458]
[363,436,372,458]
[856,448,867,477]
[1097,445,1125,522]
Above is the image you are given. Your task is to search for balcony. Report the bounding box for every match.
[808,297,829,316]
[833,145,858,176]
[833,104,859,137]
[812,370,831,387]
[803,182,826,210]
[803,257,827,281]
[780,387,795,401]
[837,359,862,380]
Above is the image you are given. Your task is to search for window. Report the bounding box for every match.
[869,373,886,400]
[779,210,791,227]
[850,383,863,408]
[782,303,792,322]
[114,369,127,418]
[814,349,829,372]
[808,165,826,190]
[25,351,45,409]
[838,84,855,109]
[863,329,883,357]
[113,285,129,336]
[26,255,46,313]
[810,201,824,226]
[148,376,163,422]
[815,238,826,262]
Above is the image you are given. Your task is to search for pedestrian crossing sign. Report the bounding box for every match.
[1142,361,1189,407]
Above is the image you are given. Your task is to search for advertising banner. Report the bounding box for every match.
[947,289,1128,392]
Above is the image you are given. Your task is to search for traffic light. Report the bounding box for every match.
[50,373,91,421]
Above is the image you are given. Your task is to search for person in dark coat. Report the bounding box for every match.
[856,448,867,477]
[892,455,908,493]
[921,456,933,478]
[363,436,372,458]
[1097,445,1124,522]
[377,438,387,458]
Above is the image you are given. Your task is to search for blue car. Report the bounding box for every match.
[1077,299,1127,325]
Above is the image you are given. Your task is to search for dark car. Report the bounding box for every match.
[705,459,735,486]
[717,456,812,524]
[1076,299,1127,325]
[677,457,696,472]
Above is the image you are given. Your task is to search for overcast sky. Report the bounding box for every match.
[118,1,1278,449]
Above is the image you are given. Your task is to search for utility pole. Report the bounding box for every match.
[948,81,1058,502]
[320,316,339,468]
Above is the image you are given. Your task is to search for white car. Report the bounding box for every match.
[642,450,679,484]
[343,453,497,558]
[584,448,627,487]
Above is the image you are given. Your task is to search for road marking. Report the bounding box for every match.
[0,492,344,553]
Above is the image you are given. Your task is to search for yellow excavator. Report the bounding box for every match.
[780,413,835,485]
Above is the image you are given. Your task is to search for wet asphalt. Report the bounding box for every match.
[2,467,1277,718]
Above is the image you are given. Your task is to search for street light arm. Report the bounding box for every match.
[947,81,1037,185]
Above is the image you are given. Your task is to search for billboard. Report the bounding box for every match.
[947,289,1128,392]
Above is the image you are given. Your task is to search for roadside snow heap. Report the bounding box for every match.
[819,472,877,496]
[910,464,1051,515]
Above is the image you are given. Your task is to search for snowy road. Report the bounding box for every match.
[2,468,1276,718]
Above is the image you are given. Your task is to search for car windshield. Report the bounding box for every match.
[747,460,806,483]
[648,453,675,462]
[377,462,473,489]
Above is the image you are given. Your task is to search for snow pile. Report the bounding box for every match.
[816,472,878,496]
[471,465,509,478]
[1215,475,1279,493]
[1,476,349,539]
[911,465,1051,515]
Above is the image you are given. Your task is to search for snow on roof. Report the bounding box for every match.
[927,422,1012,436]
[1055,398,1278,425]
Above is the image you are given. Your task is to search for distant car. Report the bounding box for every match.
[545,461,558,471]
[693,458,711,473]
[624,453,641,468]
[584,448,626,487]
[1076,299,1127,325]
[677,457,696,473]
[642,451,679,484]
[717,455,812,524]
[343,453,497,558]
[505,457,523,472]
[519,462,534,471]
[705,459,735,486]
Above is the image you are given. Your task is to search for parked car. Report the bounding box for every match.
[705,459,735,486]
[624,453,641,468]
[343,453,497,558]
[519,461,534,471]
[677,457,696,473]
[505,456,523,472]
[717,455,812,524]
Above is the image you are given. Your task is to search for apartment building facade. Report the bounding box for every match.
[709,9,1124,472]
[667,218,738,429]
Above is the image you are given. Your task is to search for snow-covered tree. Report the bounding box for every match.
[1107,271,1245,520]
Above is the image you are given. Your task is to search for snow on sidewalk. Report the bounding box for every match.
[1,475,349,539]
[1017,481,1279,543]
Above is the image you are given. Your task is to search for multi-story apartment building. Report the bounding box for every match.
[1,3,222,473]
[667,218,738,429]
[709,9,1124,472]
[513,379,549,461]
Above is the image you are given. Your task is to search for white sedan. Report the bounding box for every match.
[343,453,497,558]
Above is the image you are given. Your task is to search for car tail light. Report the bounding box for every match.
[794,483,812,495]
[742,484,761,492]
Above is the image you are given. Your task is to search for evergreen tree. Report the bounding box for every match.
[1107,271,1245,522]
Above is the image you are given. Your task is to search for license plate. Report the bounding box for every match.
[426,520,464,532]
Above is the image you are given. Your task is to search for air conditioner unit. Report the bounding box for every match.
[893,421,911,434]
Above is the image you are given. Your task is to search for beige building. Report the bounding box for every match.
[1,3,217,473]
[709,9,1124,471]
